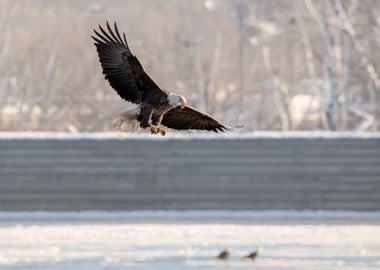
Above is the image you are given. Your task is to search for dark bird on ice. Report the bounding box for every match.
[92,22,229,135]
[243,249,261,261]
[216,248,231,260]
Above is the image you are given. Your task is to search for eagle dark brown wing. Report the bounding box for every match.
[92,22,167,104]
[161,106,229,132]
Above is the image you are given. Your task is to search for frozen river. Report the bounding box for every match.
[0,211,380,270]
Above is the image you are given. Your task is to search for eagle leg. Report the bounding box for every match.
[151,113,166,136]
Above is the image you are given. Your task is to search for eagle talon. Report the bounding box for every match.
[159,128,166,136]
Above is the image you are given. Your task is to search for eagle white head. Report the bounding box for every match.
[168,93,187,109]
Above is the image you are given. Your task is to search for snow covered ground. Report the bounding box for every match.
[0,211,379,270]
[0,131,380,140]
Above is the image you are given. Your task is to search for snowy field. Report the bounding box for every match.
[0,211,380,270]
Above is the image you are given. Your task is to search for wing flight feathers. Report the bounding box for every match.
[92,22,165,104]
[161,106,229,132]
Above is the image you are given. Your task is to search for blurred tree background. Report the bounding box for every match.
[0,0,379,132]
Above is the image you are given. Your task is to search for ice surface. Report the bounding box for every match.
[0,211,379,270]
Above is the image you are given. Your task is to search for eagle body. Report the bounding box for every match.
[92,22,229,135]
[113,95,184,135]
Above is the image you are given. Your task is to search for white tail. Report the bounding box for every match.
[111,106,141,133]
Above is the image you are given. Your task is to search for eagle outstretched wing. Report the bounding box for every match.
[92,22,167,104]
[161,106,229,132]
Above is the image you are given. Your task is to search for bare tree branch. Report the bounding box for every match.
[304,0,337,130]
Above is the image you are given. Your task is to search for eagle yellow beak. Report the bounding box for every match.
[180,101,186,109]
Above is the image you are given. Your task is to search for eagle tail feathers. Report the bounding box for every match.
[111,107,141,133]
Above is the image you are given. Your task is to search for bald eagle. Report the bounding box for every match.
[92,22,229,135]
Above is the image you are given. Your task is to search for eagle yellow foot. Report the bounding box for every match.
[150,125,159,134]
[150,125,166,136]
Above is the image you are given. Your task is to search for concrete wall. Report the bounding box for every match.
[0,135,379,211]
